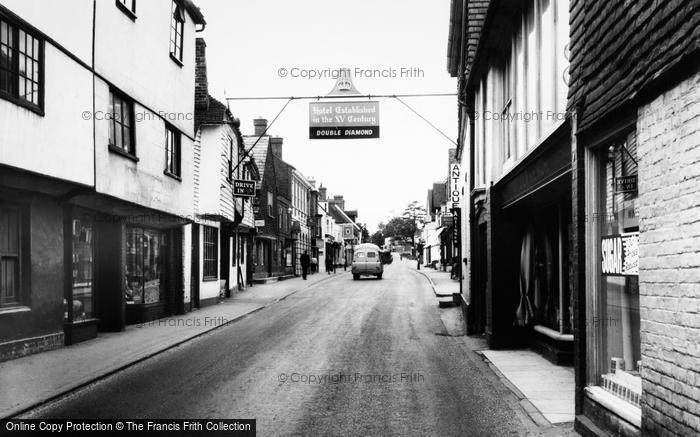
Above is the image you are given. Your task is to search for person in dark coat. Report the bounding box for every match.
[325,256,333,275]
[300,251,310,280]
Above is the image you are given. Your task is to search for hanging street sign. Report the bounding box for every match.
[233,179,256,197]
[309,101,380,139]
[615,175,638,194]
[309,67,380,139]
[254,219,265,227]
[601,232,639,276]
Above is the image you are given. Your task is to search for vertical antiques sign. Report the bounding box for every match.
[449,163,464,210]
[601,232,639,276]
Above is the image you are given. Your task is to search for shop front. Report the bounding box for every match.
[580,127,641,432]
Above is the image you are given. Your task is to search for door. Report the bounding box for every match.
[190,224,200,309]
[471,223,487,334]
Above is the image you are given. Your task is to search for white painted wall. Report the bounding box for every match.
[93,77,194,217]
[94,0,197,137]
[0,45,94,186]
[1,0,93,64]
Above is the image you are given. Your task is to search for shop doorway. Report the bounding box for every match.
[190,224,200,309]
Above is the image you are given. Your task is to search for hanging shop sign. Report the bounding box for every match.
[449,163,464,210]
[615,175,638,194]
[601,232,639,276]
[342,224,355,240]
[254,219,265,227]
[309,101,380,139]
[233,179,256,197]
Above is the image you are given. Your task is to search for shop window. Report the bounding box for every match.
[0,204,21,307]
[591,131,641,407]
[126,227,165,304]
[202,226,218,280]
[67,217,94,321]
[0,15,43,111]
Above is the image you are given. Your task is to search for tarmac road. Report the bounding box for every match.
[25,260,556,436]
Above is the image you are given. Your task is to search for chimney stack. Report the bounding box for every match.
[194,38,208,110]
[270,136,283,159]
[333,195,345,211]
[318,185,327,201]
[253,118,268,136]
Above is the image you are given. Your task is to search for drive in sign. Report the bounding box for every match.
[309,101,380,139]
[233,179,256,197]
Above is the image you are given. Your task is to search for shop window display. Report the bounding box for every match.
[126,227,165,305]
[594,132,641,406]
[66,217,94,321]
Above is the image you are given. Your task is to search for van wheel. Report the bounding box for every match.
[376,273,382,279]
[353,274,359,280]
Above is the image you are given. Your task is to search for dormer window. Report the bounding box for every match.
[169,1,185,64]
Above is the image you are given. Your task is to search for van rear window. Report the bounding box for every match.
[366,252,377,258]
[356,252,366,258]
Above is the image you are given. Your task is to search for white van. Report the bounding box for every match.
[352,243,383,280]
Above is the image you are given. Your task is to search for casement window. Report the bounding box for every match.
[202,226,218,280]
[116,0,136,18]
[169,1,185,64]
[267,191,274,217]
[501,53,514,164]
[0,15,43,112]
[108,90,136,157]
[164,125,181,178]
[0,204,21,308]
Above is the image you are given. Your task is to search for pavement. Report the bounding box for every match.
[0,271,343,419]
[406,259,576,429]
[408,260,460,304]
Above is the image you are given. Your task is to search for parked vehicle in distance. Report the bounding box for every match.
[352,243,383,280]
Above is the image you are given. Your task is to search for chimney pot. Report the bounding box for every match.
[253,118,268,136]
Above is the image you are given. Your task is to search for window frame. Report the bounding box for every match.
[169,1,185,65]
[108,88,137,160]
[0,202,23,308]
[202,226,218,281]
[164,123,181,179]
[0,14,44,114]
[267,191,274,217]
[115,0,137,20]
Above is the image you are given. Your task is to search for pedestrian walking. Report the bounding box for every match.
[300,251,310,280]
[325,256,333,275]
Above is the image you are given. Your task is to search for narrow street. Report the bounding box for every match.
[23,259,547,436]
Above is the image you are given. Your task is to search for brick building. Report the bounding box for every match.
[567,1,700,435]
[449,0,700,435]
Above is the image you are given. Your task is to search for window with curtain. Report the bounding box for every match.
[165,125,181,177]
[109,90,135,155]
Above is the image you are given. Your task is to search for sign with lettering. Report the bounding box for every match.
[309,101,380,139]
[233,179,256,197]
[449,163,464,209]
[601,232,639,276]
[615,175,638,194]
[254,219,265,227]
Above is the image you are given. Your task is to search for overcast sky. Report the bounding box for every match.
[197,0,457,232]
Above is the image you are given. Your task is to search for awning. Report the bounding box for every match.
[426,227,446,247]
